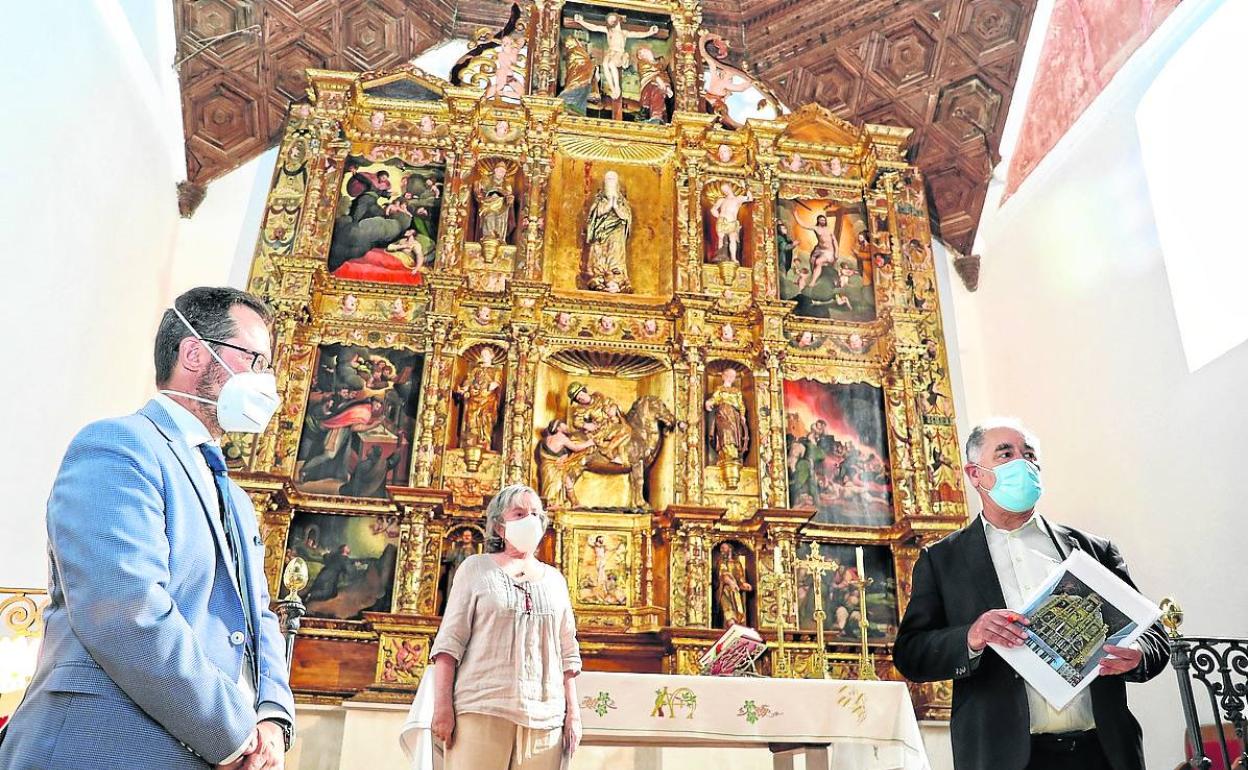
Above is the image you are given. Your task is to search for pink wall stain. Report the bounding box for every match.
[1004,0,1181,200]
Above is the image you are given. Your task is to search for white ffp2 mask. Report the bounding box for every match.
[160,308,280,434]
[503,516,546,555]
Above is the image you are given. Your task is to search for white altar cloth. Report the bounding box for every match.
[400,670,930,770]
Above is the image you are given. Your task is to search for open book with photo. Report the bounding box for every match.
[990,549,1162,709]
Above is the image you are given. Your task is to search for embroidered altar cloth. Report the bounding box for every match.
[400,670,930,770]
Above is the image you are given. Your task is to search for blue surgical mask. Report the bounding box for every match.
[975,458,1042,513]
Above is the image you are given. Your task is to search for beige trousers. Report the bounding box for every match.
[445,712,564,770]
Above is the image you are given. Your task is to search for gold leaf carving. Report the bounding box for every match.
[556,134,675,164]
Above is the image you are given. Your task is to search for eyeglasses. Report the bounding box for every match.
[203,338,272,373]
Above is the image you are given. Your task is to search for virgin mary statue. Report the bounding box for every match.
[581,170,633,293]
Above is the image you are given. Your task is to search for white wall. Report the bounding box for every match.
[0,0,184,586]
[0,1,266,587]
[948,0,1243,764]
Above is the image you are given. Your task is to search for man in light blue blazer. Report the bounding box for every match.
[0,287,295,770]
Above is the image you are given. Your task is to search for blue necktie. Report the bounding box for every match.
[199,443,257,672]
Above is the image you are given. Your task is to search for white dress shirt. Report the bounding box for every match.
[153,394,287,759]
[975,512,1096,734]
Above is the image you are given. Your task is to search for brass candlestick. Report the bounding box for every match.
[852,573,878,680]
[793,542,839,679]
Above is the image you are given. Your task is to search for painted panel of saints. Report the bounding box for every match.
[284,513,400,620]
[576,532,629,606]
[776,198,875,321]
[328,150,444,285]
[794,542,899,641]
[559,4,673,123]
[295,344,423,498]
[782,380,893,526]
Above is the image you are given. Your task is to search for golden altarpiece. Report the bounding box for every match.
[233,0,968,719]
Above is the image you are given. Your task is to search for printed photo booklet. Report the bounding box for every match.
[700,624,766,676]
[990,549,1162,709]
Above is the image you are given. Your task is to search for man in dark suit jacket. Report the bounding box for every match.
[894,419,1168,770]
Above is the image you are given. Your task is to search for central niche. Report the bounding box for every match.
[534,349,677,511]
[542,144,677,300]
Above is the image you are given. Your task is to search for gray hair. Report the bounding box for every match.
[964,417,1041,464]
[483,484,548,553]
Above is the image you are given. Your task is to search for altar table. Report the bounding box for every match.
[399,670,931,770]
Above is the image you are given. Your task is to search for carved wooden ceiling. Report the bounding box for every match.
[175,0,1037,252]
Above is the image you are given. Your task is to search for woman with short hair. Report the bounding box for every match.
[428,484,582,769]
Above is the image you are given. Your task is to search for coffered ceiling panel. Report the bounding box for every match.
[174,0,1037,250]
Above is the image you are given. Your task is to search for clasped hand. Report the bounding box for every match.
[217,721,284,770]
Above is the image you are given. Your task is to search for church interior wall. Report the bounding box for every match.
[2,2,1239,769]
[0,1,279,588]
[0,0,185,586]
[945,0,1245,763]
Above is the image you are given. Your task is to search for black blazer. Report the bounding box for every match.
[893,517,1169,770]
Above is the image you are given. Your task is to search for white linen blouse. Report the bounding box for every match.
[429,553,582,729]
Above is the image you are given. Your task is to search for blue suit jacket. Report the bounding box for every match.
[0,400,295,769]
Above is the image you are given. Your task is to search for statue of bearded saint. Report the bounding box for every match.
[581,170,633,293]
[456,348,503,451]
[567,381,631,466]
[472,164,514,243]
[705,367,749,465]
[715,542,752,628]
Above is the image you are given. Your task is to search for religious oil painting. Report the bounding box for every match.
[284,512,400,620]
[776,197,876,321]
[783,380,893,526]
[328,150,444,285]
[575,531,630,606]
[295,344,423,498]
[438,526,485,614]
[558,3,674,123]
[794,542,898,642]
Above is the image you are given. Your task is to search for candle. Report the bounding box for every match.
[855,546,865,580]
[773,546,782,574]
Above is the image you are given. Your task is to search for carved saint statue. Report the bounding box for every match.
[569,13,661,101]
[567,381,631,465]
[709,181,754,263]
[635,46,672,123]
[537,419,596,509]
[439,528,482,613]
[715,542,752,628]
[456,347,503,451]
[705,367,749,465]
[582,170,633,293]
[558,36,595,115]
[472,164,515,243]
